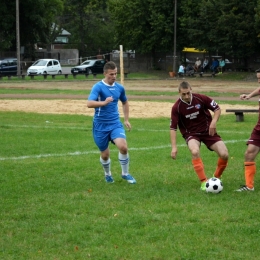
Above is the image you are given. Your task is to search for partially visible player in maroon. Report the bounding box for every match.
[170,81,228,191]
[236,71,260,191]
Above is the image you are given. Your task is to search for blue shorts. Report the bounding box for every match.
[92,121,126,151]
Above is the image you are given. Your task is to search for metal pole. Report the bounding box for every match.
[120,45,124,85]
[173,0,177,73]
[16,0,21,77]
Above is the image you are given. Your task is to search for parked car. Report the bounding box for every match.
[71,59,106,75]
[27,59,62,75]
[0,58,22,76]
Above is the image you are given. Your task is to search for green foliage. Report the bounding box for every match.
[0,2,16,50]
[2,0,260,64]
[180,0,259,58]
[1,111,260,259]
[108,0,175,53]
[64,0,114,56]
[0,0,64,57]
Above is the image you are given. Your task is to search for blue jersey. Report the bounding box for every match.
[88,80,127,123]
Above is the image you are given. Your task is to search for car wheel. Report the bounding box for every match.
[43,71,47,75]
[85,69,92,75]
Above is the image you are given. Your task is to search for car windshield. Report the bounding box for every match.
[81,60,95,66]
[32,60,48,66]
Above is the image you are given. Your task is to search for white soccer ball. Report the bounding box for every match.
[205,177,223,193]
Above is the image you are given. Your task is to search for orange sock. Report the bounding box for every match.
[192,158,207,182]
[214,158,228,178]
[244,162,256,189]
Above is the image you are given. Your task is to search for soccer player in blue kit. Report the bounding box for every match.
[87,61,136,184]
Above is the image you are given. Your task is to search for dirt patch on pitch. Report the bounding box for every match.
[0,79,258,118]
[0,99,257,118]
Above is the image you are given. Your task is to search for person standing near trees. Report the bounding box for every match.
[170,81,229,190]
[87,61,136,184]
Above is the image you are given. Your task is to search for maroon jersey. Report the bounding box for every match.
[252,101,260,132]
[170,93,220,137]
[247,101,260,147]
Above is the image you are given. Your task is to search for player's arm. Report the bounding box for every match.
[240,87,260,100]
[170,129,178,159]
[122,100,131,131]
[87,96,113,108]
[209,108,221,136]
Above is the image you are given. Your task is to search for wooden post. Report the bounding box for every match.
[120,45,124,85]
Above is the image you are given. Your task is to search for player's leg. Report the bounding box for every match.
[93,126,114,183]
[99,148,114,183]
[236,130,260,191]
[113,137,129,173]
[187,138,207,189]
[209,141,228,179]
[112,127,136,184]
[237,144,259,191]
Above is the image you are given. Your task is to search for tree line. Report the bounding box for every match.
[1,0,260,63]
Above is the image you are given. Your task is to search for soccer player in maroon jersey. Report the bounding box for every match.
[236,71,260,191]
[170,81,229,191]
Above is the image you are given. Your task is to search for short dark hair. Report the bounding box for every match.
[179,81,191,91]
[104,61,117,72]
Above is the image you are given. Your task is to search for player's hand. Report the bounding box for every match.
[209,127,216,136]
[209,121,217,136]
[240,94,249,100]
[104,96,113,104]
[124,121,131,131]
[171,148,177,159]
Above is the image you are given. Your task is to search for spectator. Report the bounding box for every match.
[178,64,185,77]
[210,58,219,76]
[194,57,201,72]
[200,58,209,76]
[218,58,225,74]
[186,64,195,77]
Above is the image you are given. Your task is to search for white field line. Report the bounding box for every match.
[0,139,247,161]
[1,124,91,131]
[0,124,249,134]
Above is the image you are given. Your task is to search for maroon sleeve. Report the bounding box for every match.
[170,102,179,130]
[199,94,220,112]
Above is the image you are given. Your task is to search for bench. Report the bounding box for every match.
[117,70,129,78]
[91,71,129,78]
[234,67,253,72]
[88,74,99,79]
[199,73,216,78]
[226,109,259,122]
[72,73,98,79]
[26,74,69,79]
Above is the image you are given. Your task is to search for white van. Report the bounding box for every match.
[27,59,62,75]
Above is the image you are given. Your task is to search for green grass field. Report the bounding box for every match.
[1,110,260,260]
